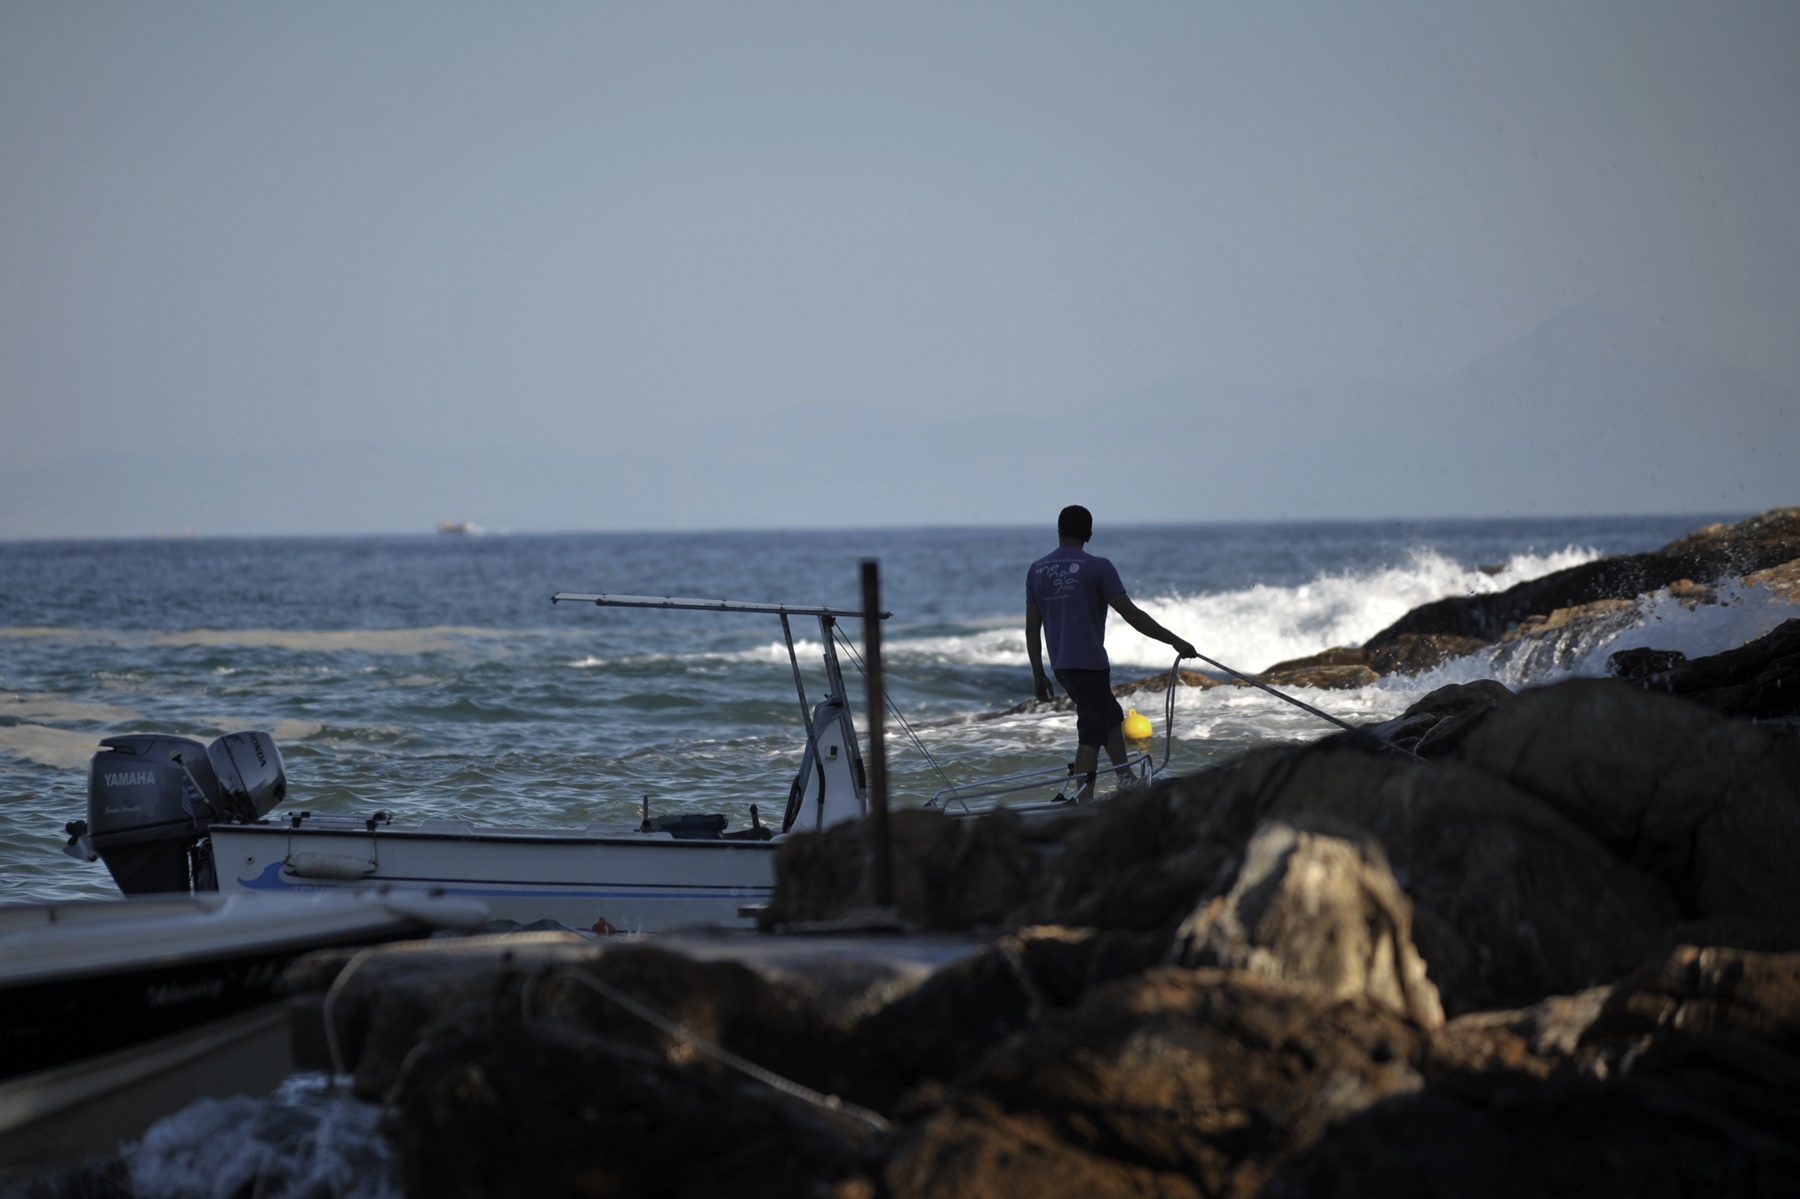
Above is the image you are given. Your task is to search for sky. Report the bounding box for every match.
[1,1,1796,537]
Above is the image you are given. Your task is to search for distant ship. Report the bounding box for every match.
[437,521,475,535]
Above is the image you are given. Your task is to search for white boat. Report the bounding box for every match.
[64,593,1157,934]
[0,889,487,1171]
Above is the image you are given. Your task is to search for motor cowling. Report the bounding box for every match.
[207,730,287,821]
[76,731,286,894]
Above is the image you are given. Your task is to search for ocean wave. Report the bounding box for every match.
[0,626,508,654]
[567,548,1611,680]
[1403,579,1800,691]
[878,546,1604,675]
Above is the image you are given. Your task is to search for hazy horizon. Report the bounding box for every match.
[3,2,1795,538]
[0,505,1764,546]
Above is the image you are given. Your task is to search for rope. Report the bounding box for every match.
[1160,655,1180,771]
[833,627,957,794]
[1179,650,1423,764]
[526,966,892,1133]
[321,944,382,1081]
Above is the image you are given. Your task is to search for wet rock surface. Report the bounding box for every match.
[1366,507,1800,649]
[1112,506,1800,702]
[1613,616,1800,720]
[1170,822,1445,1028]
[276,669,1800,1198]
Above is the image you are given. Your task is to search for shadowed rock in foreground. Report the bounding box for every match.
[279,670,1800,1198]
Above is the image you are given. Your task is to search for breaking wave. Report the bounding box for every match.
[1413,579,1800,691]
[883,546,1605,676]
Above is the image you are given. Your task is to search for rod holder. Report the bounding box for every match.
[861,559,893,909]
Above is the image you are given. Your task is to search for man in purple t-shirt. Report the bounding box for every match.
[1026,505,1197,800]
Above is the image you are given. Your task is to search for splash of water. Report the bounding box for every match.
[882,545,1605,674]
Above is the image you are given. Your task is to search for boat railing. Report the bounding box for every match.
[925,751,1157,813]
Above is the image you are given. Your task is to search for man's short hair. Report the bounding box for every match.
[1058,505,1093,541]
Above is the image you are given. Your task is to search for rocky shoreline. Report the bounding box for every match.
[1256,505,1800,695]
[47,509,1800,1198]
[331,511,1800,1195]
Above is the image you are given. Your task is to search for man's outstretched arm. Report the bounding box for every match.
[1025,602,1054,701]
[1107,593,1198,660]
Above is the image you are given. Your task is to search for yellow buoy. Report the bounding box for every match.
[1122,708,1153,741]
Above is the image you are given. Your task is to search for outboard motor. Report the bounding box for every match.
[65,731,286,895]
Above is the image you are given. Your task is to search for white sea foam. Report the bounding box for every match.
[598,547,1609,681]
[1396,579,1800,692]
[125,1073,399,1199]
[884,546,1605,675]
[934,563,1799,757]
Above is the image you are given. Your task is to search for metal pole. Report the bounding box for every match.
[861,559,893,908]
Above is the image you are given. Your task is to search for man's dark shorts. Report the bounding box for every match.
[1054,668,1125,747]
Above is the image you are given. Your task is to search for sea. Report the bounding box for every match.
[3,514,1796,1197]
[8,515,1799,906]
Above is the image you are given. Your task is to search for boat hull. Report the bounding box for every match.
[209,819,779,933]
[0,890,487,1168]
[0,1004,289,1172]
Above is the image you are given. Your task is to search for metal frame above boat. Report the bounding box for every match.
[68,588,1142,937]
[550,592,889,836]
[201,593,898,934]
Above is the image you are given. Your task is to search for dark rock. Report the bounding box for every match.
[759,805,1063,933]
[834,926,1162,1111]
[1265,945,1800,1197]
[771,682,1770,1014]
[1256,661,1380,690]
[1259,1067,1800,1199]
[1607,645,1688,680]
[1027,762,1253,934]
[1366,632,1491,675]
[886,968,1427,1199]
[1636,617,1800,719]
[1455,677,1800,922]
[386,1021,878,1199]
[1116,668,1229,695]
[1581,945,1800,1059]
[1170,821,1444,1028]
[886,1090,1209,1199]
[1257,632,1489,684]
[1637,917,1800,963]
[1363,507,1800,648]
[1656,507,1800,559]
[1264,646,1373,672]
[1428,987,1611,1076]
[1365,679,1514,758]
[1037,742,1679,1014]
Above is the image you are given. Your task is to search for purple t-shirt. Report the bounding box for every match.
[1027,547,1127,671]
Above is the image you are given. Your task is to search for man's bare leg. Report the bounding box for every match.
[1104,725,1138,789]
[1070,743,1100,801]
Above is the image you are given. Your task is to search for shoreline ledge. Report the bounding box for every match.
[1252,504,1800,692]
